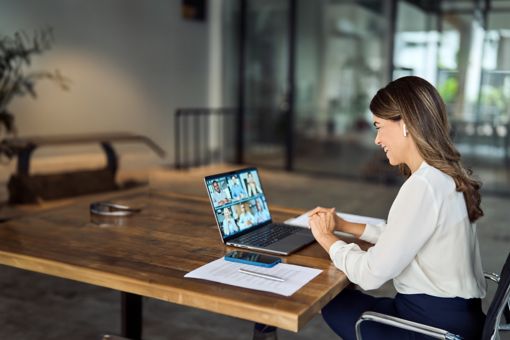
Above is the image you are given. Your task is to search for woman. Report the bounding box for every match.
[253,199,270,223]
[246,172,262,197]
[221,207,239,236]
[237,203,256,229]
[309,76,486,340]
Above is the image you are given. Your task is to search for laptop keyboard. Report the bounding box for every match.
[235,224,302,247]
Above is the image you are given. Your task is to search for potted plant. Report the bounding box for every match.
[0,27,70,161]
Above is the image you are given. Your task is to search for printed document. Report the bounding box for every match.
[285,211,385,237]
[185,258,322,297]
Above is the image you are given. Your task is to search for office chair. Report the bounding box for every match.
[355,252,510,340]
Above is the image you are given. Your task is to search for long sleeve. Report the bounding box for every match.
[359,222,386,244]
[330,163,486,298]
[329,175,439,291]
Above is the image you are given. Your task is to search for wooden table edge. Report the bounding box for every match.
[0,250,348,332]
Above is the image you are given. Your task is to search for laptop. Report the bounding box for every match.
[204,167,315,255]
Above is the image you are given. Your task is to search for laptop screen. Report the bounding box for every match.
[204,168,272,240]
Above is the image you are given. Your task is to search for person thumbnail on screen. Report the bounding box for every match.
[245,171,262,197]
[234,202,256,230]
[220,207,239,236]
[228,174,247,201]
[209,179,231,207]
[253,198,270,223]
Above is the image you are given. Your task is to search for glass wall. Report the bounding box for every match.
[293,0,395,181]
[242,0,289,168]
[393,2,438,81]
[224,0,510,193]
[369,0,510,192]
[472,9,510,192]
[435,2,509,193]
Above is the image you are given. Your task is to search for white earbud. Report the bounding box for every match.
[403,124,408,137]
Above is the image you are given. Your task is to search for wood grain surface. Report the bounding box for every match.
[0,188,352,332]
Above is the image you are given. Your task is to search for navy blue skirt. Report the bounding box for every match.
[322,288,485,340]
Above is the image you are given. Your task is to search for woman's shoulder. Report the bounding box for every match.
[408,162,456,195]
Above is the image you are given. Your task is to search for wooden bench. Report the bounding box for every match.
[4,132,165,204]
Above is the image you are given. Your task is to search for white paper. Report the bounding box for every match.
[184,258,322,297]
[285,210,385,237]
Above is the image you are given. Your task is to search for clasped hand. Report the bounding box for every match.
[307,207,343,251]
[308,207,340,235]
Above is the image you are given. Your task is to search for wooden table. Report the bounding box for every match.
[0,188,351,338]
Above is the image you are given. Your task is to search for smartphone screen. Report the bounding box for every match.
[224,250,281,267]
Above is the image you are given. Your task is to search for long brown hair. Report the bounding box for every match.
[369,76,483,222]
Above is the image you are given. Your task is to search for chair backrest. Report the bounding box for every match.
[482,252,510,340]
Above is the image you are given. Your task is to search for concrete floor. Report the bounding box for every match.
[0,164,509,339]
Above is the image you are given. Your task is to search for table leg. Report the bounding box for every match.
[253,323,278,340]
[121,292,142,340]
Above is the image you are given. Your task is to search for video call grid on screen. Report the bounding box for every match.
[206,169,271,238]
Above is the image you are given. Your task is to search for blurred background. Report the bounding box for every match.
[1,1,509,339]
[0,0,509,195]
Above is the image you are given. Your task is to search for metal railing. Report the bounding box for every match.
[174,108,239,169]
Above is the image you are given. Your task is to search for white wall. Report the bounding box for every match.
[0,0,214,165]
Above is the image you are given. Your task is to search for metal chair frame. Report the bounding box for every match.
[355,272,510,340]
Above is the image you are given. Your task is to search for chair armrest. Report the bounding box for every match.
[355,311,462,340]
[484,272,510,331]
[484,272,501,284]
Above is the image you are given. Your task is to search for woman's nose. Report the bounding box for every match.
[374,132,381,146]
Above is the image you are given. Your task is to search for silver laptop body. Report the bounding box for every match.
[204,167,315,255]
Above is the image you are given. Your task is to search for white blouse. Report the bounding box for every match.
[329,162,486,298]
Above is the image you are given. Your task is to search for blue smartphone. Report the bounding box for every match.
[224,250,281,268]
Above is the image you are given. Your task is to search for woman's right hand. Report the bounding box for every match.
[308,207,366,238]
[307,207,346,232]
